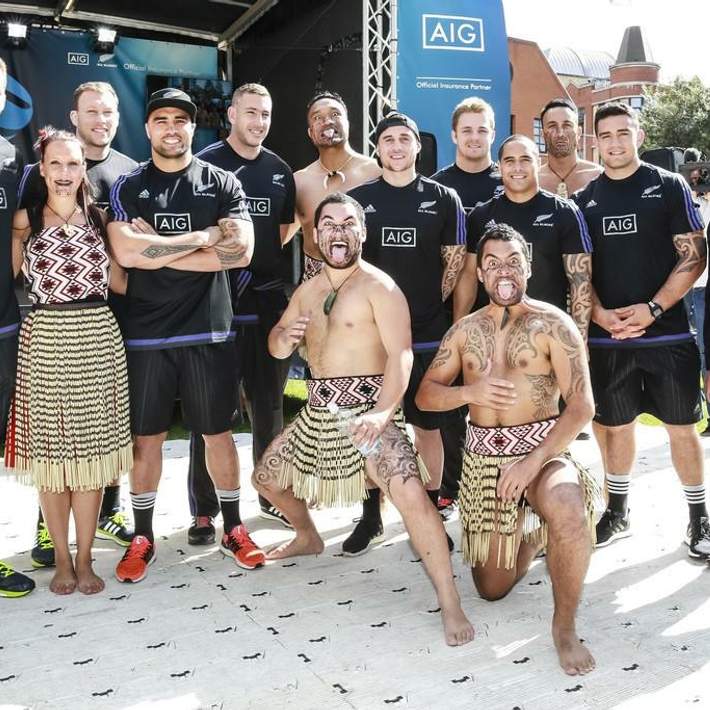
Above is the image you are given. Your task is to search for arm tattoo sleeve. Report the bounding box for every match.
[141,244,195,259]
[672,230,706,275]
[563,253,592,340]
[429,322,461,370]
[440,245,466,301]
[214,243,248,269]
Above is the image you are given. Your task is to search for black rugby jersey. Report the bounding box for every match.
[574,162,704,347]
[19,148,138,209]
[467,190,591,311]
[0,135,23,335]
[196,141,295,319]
[109,157,251,350]
[348,175,466,343]
[432,162,503,215]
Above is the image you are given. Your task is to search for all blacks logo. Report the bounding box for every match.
[245,196,271,217]
[602,214,637,236]
[382,226,416,247]
[154,213,192,234]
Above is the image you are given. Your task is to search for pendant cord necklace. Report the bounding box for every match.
[319,154,354,189]
[45,202,81,231]
[548,161,578,198]
[323,265,360,315]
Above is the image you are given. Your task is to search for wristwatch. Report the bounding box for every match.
[647,300,664,320]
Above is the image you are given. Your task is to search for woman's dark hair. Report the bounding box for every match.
[30,126,103,236]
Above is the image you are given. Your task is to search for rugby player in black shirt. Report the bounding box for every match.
[466,135,592,341]
[187,83,297,542]
[347,113,466,554]
[108,88,262,582]
[0,58,35,598]
[575,102,710,557]
[17,82,139,568]
[432,97,503,516]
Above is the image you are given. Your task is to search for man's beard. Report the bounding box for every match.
[153,143,189,159]
[547,140,575,159]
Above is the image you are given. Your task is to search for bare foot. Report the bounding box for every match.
[441,602,475,646]
[266,533,324,560]
[76,559,105,595]
[50,561,77,595]
[553,623,595,675]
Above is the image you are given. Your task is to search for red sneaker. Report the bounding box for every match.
[115,535,155,583]
[220,525,265,570]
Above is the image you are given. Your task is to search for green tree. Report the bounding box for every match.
[642,76,710,156]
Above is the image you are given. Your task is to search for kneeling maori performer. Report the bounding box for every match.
[253,192,474,646]
[416,223,600,673]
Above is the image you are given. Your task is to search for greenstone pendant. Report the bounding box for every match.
[323,290,338,315]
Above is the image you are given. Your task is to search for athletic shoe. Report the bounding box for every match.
[188,516,216,546]
[220,525,265,570]
[595,508,631,548]
[685,516,710,559]
[96,512,134,547]
[437,496,456,521]
[115,535,155,583]
[31,521,55,568]
[342,518,384,556]
[0,561,35,598]
[258,503,293,530]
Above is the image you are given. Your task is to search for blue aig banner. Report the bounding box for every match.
[396,0,510,168]
[0,29,217,161]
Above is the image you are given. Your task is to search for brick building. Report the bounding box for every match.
[509,26,660,162]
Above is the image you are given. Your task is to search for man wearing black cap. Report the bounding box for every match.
[108,88,263,583]
[346,112,466,555]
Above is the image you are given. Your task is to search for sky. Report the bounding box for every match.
[502,0,708,85]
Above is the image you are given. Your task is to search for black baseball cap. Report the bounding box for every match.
[375,112,421,144]
[145,88,197,122]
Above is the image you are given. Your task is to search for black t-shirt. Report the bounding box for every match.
[0,136,23,334]
[574,162,704,346]
[195,141,295,315]
[467,190,592,311]
[432,162,503,215]
[19,148,138,209]
[348,175,466,342]
[109,157,251,349]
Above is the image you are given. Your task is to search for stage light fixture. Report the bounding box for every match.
[93,26,117,53]
[5,22,28,49]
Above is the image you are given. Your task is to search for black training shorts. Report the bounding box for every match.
[127,342,238,436]
[404,350,465,431]
[590,342,702,427]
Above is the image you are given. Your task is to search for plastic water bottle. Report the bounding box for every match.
[327,402,382,457]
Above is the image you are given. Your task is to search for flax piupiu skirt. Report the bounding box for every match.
[4,303,132,492]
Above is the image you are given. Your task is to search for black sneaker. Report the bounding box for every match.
[96,512,134,547]
[188,516,215,546]
[595,508,631,548]
[259,503,293,530]
[342,518,384,556]
[685,516,710,559]
[437,496,456,521]
[0,561,35,597]
[31,521,55,568]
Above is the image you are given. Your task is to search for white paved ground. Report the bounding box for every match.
[1,424,709,710]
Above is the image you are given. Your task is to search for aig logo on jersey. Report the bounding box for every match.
[382,227,416,247]
[0,187,6,210]
[155,213,192,234]
[422,15,484,52]
[246,196,271,217]
[603,214,638,236]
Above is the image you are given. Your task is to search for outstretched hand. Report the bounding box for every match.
[466,359,517,410]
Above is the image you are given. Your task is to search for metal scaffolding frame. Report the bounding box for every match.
[362,0,397,156]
